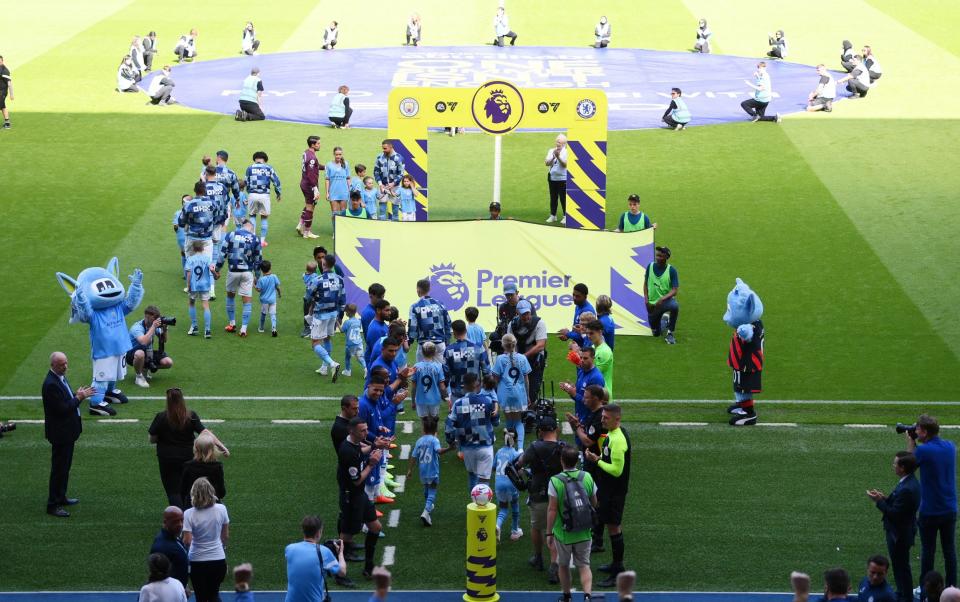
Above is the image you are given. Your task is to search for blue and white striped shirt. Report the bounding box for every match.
[245,162,282,196]
[408,296,451,345]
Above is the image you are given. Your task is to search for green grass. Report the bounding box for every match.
[1,0,960,593]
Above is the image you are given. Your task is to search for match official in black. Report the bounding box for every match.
[868,451,921,602]
[43,351,94,517]
[337,416,385,578]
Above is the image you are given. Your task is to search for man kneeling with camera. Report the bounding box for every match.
[128,305,175,388]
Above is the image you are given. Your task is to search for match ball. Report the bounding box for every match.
[470,483,493,506]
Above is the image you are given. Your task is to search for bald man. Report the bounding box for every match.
[942,587,960,602]
[150,506,190,589]
[42,352,94,517]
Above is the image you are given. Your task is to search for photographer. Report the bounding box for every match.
[128,305,174,388]
[507,300,548,406]
[514,414,564,584]
[284,515,346,600]
[490,283,536,356]
[906,414,958,588]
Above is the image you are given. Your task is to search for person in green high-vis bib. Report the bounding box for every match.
[345,190,369,219]
[615,194,656,233]
[235,67,264,122]
[644,246,679,345]
[661,88,691,130]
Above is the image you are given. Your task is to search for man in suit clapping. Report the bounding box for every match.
[868,451,921,602]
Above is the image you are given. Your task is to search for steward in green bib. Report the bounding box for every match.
[616,194,656,232]
[346,191,369,219]
[236,67,265,122]
[644,245,679,344]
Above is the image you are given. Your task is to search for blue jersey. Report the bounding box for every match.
[204,180,230,225]
[412,434,442,483]
[408,296,451,345]
[413,360,445,407]
[495,446,521,492]
[325,161,350,201]
[445,393,499,449]
[466,323,486,347]
[184,254,214,293]
[350,178,363,194]
[257,273,280,304]
[444,339,489,398]
[574,366,606,424]
[309,271,345,317]
[493,352,532,409]
[173,209,186,249]
[599,313,616,349]
[360,187,379,217]
[378,388,399,436]
[360,303,376,334]
[215,164,241,203]
[341,317,364,350]
[179,197,215,240]
[303,272,319,300]
[365,319,389,365]
[88,305,133,359]
[245,162,282,196]
[128,319,154,352]
[367,355,400,387]
[233,191,249,221]
[217,227,261,273]
[285,541,339,602]
[399,187,416,214]
[573,300,596,328]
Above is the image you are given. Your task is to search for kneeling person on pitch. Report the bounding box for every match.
[548,446,599,602]
[807,64,837,113]
[128,305,174,388]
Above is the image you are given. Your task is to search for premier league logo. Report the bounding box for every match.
[476,527,489,542]
[484,89,511,124]
[471,80,524,134]
[429,263,469,311]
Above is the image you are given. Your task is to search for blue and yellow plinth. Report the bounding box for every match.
[464,502,499,602]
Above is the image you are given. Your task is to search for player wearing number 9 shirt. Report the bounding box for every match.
[492,333,532,448]
[412,341,447,419]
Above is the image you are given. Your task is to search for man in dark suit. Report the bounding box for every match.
[868,451,922,602]
[42,351,94,517]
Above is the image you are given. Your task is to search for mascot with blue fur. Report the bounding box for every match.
[56,258,143,416]
[724,278,764,426]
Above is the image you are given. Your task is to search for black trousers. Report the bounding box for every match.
[767,47,784,59]
[158,456,187,508]
[150,85,174,104]
[239,100,265,121]
[662,115,685,128]
[548,177,566,217]
[527,356,545,404]
[847,80,870,97]
[144,52,154,71]
[887,532,914,602]
[920,513,958,587]
[740,99,777,121]
[243,40,261,55]
[329,106,354,127]
[47,440,76,508]
[495,32,517,46]
[191,559,227,602]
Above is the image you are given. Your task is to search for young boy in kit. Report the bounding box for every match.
[301,260,318,338]
[185,240,217,338]
[256,260,281,336]
[407,416,451,526]
[340,303,366,377]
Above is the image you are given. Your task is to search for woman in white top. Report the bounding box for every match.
[183,477,229,602]
[594,16,611,48]
[544,134,568,223]
[241,22,260,55]
[173,29,198,63]
[138,553,187,602]
[323,21,339,50]
[117,55,139,92]
[406,13,421,46]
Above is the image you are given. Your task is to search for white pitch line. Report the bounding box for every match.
[399,444,411,460]
[271,419,321,424]
[98,418,139,423]
[392,475,406,493]
[14,419,45,424]
[561,421,573,435]
[388,510,401,528]
[757,422,798,427]
[400,421,413,434]
[844,424,887,429]
[382,545,396,566]
[659,422,709,426]
[204,419,224,424]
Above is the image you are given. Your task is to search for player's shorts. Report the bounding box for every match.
[184,238,213,258]
[0,91,6,110]
[495,484,518,504]
[462,446,494,480]
[212,224,223,243]
[597,490,626,526]
[500,392,527,414]
[124,347,150,365]
[810,97,834,108]
[556,540,592,568]
[732,370,762,394]
[338,489,377,535]
[301,184,317,204]
[189,290,212,302]
[260,302,276,315]
[93,355,127,383]
[310,315,337,339]
[400,211,417,222]
[529,500,547,530]
[415,403,440,419]
[226,271,254,297]
[248,192,271,216]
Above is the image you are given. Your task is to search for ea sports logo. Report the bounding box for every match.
[471,80,524,134]
[429,263,469,311]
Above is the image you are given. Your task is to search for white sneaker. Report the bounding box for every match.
[341,369,352,377]
[421,510,432,526]
[316,364,329,375]
[545,215,557,223]
[510,528,524,541]
[296,222,304,235]
[258,327,265,333]
[134,374,150,388]
[304,231,319,239]
[330,362,341,383]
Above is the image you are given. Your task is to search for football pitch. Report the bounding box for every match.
[2,0,960,594]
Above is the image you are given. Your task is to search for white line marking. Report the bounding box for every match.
[844,424,886,429]
[393,475,406,493]
[561,421,573,435]
[400,444,411,460]
[204,419,224,424]
[388,510,401,528]
[400,420,413,434]
[271,419,321,424]
[14,419,45,424]
[98,418,139,423]
[382,545,396,566]
[757,422,798,427]
[659,422,709,426]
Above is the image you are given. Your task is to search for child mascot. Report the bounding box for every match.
[56,257,143,416]
[723,278,764,426]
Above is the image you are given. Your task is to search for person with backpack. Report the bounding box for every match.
[547,446,599,602]
[515,415,565,584]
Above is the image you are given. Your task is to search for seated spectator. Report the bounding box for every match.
[328,85,352,129]
[838,56,872,98]
[150,506,190,591]
[767,30,788,59]
[694,19,712,53]
[661,88,691,130]
[594,16,611,48]
[233,563,254,602]
[857,555,896,602]
[180,433,227,508]
[241,22,260,55]
[862,46,883,83]
[322,21,339,50]
[806,64,836,113]
[406,14,421,46]
[840,40,856,71]
[117,55,139,92]
[138,553,188,602]
[173,30,198,63]
[147,66,176,106]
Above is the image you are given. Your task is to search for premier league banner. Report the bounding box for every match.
[335,217,655,336]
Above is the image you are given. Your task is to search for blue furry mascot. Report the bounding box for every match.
[723,278,764,426]
[56,257,143,415]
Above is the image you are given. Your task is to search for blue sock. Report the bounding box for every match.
[89,380,108,407]
[260,217,268,240]
[314,343,333,365]
[226,296,236,323]
[515,420,526,450]
[189,305,197,327]
[511,498,520,531]
[241,302,252,327]
[468,472,478,491]
[496,505,507,530]
[270,312,277,330]
[323,339,332,354]
[344,348,352,372]
[203,308,211,331]
[259,311,266,330]
[180,254,186,277]
[425,484,437,513]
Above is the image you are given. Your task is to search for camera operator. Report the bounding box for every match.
[128,305,174,388]
[906,414,958,588]
[489,283,537,356]
[507,300,548,406]
[284,515,346,600]
[514,414,563,584]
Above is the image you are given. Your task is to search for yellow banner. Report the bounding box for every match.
[335,217,655,336]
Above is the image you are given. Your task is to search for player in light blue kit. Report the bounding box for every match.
[245,150,282,247]
[412,341,447,418]
[233,179,249,230]
[361,176,382,220]
[398,174,417,221]
[255,259,280,336]
[495,429,523,542]
[174,195,189,282]
[465,307,486,347]
[184,240,217,338]
[309,255,345,381]
[406,416,451,526]
[216,220,262,337]
[340,303,366,378]
[493,333,532,448]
